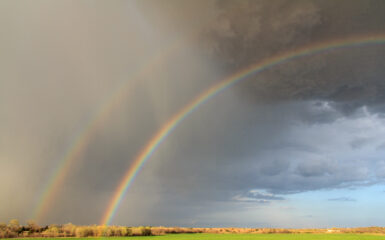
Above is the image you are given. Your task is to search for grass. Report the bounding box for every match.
[11,233,385,240]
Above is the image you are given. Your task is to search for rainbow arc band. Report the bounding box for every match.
[32,33,196,223]
[100,33,385,226]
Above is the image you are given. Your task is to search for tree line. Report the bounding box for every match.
[1,219,385,238]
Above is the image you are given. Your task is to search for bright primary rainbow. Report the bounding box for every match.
[32,35,190,222]
[100,33,385,225]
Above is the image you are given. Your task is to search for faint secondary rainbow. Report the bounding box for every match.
[32,34,194,223]
[101,33,385,225]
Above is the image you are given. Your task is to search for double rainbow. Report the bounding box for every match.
[100,33,385,225]
[33,35,191,222]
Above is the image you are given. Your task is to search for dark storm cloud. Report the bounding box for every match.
[202,0,385,111]
[126,3,385,216]
[153,0,385,202]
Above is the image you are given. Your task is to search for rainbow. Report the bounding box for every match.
[32,34,193,223]
[100,33,385,225]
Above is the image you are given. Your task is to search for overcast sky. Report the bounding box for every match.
[1,0,385,228]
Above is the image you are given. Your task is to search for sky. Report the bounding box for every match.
[1,0,385,228]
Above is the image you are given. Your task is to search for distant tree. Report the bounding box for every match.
[62,223,76,237]
[26,220,39,233]
[141,226,152,236]
[8,219,21,234]
[8,219,19,228]
[42,224,61,237]
[75,227,86,237]
[75,226,93,237]
[0,223,6,230]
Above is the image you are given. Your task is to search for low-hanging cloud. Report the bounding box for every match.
[328,197,356,202]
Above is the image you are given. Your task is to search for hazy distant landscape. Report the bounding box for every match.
[1,221,385,239]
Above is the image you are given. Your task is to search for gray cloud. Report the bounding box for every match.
[328,197,356,202]
[232,190,285,203]
[295,160,334,177]
[350,137,372,150]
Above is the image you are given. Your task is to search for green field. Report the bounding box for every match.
[12,234,385,240]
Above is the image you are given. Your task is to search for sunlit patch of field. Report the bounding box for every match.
[14,233,385,240]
